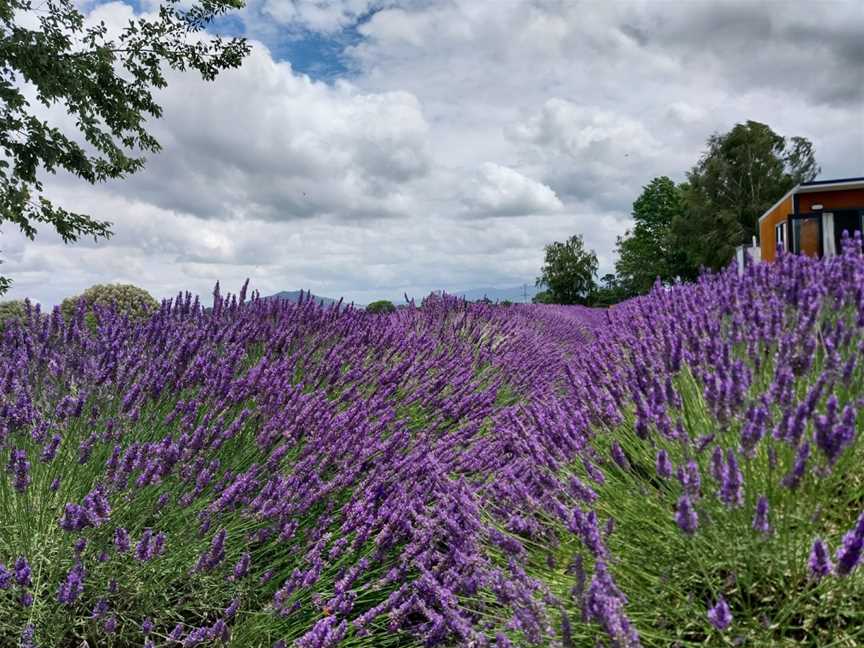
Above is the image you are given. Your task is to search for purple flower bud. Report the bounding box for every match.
[114,527,131,553]
[9,449,31,493]
[610,442,630,470]
[57,562,85,605]
[752,496,771,535]
[709,446,724,482]
[677,459,702,498]
[104,616,118,634]
[19,624,36,648]
[14,556,31,587]
[675,495,698,536]
[835,512,864,576]
[782,442,810,490]
[808,539,832,579]
[225,598,240,619]
[655,450,672,479]
[707,596,732,630]
[232,552,251,580]
[41,434,62,463]
[719,449,743,508]
[142,618,154,636]
[20,591,33,607]
[136,529,154,562]
[92,599,109,618]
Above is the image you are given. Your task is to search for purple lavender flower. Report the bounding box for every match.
[835,512,864,576]
[584,560,640,647]
[569,476,598,503]
[135,528,154,562]
[20,591,33,607]
[752,496,771,535]
[57,562,85,604]
[9,449,30,493]
[40,434,62,463]
[19,624,36,648]
[14,556,31,587]
[709,446,724,482]
[0,563,11,590]
[718,449,743,508]
[677,459,702,498]
[675,496,698,536]
[92,599,110,618]
[782,441,810,490]
[114,527,131,553]
[707,596,732,630]
[655,450,672,479]
[808,539,832,579]
[610,442,630,471]
[142,617,154,636]
[195,528,227,572]
[104,616,118,634]
[232,552,251,580]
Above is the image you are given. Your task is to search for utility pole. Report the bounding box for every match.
[522,283,528,303]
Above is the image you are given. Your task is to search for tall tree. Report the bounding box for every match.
[671,120,819,270]
[0,0,250,294]
[536,234,598,305]
[615,176,696,296]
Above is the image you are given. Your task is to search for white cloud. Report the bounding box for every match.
[459,163,563,218]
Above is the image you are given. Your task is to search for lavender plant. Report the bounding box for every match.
[0,235,862,647]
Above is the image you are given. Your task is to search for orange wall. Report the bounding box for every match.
[759,188,864,262]
[759,195,793,262]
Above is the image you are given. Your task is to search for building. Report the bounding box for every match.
[758,177,864,262]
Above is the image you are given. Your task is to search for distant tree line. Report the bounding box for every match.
[535,120,819,306]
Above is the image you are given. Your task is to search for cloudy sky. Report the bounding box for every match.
[4,0,863,306]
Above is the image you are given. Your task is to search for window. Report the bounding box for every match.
[832,209,864,253]
[775,222,786,252]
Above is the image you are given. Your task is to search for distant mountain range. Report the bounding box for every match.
[263,290,339,306]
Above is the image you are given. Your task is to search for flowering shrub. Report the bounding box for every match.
[0,237,863,647]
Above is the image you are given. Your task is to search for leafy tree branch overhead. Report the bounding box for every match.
[0,0,250,293]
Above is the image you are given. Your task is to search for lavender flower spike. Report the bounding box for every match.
[752,496,771,535]
[675,495,698,536]
[707,596,732,631]
[835,512,864,576]
[808,539,833,579]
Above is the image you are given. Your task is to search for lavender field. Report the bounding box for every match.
[1,240,864,647]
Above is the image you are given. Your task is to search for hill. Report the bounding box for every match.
[263,290,339,306]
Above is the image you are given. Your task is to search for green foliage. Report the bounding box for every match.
[671,120,819,270]
[531,290,553,304]
[615,177,698,296]
[499,300,513,307]
[0,298,25,329]
[0,0,250,293]
[61,283,159,324]
[365,300,396,314]
[535,234,598,305]
[591,273,630,307]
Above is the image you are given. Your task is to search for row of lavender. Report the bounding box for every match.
[0,278,602,646]
[555,236,864,645]
[1,236,863,646]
